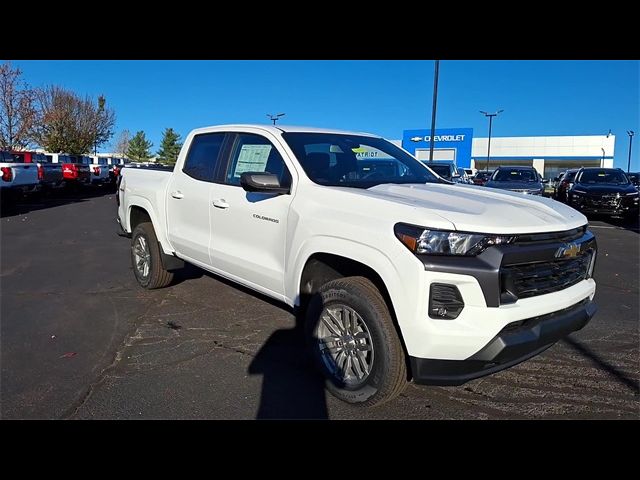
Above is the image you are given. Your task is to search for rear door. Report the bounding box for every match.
[166,132,227,265]
[209,131,295,297]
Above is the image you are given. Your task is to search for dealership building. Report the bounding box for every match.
[395,128,615,179]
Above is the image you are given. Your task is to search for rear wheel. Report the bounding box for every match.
[305,276,407,407]
[131,222,173,289]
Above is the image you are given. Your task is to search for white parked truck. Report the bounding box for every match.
[0,151,40,196]
[116,125,598,406]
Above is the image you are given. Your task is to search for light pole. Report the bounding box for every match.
[267,113,285,125]
[96,95,105,156]
[480,109,504,171]
[627,130,635,173]
[428,60,440,163]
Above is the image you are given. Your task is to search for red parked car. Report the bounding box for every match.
[472,170,493,186]
[554,169,579,203]
[61,156,92,188]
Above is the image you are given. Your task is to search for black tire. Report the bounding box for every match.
[131,222,174,289]
[305,276,406,407]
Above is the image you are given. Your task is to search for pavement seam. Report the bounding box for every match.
[58,291,171,420]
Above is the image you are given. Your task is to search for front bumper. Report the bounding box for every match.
[410,299,597,385]
[570,196,639,216]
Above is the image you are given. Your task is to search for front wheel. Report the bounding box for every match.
[305,276,407,407]
[131,222,174,289]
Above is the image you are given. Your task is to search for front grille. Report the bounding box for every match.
[501,253,592,299]
[584,194,621,209]
[514,225,587,245]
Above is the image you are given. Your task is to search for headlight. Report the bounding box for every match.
[394,223,514,256]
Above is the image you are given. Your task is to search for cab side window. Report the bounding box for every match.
[225,133,291,188]
[183,133,225,182]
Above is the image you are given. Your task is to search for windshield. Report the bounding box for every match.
[282,132,439,188]
[577,169,629,185]
[427,164,452,178]
[491,168,538,182]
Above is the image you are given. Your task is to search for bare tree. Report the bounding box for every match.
[0,62,37,151]
[113,129,131,159]
[35,85,116,154]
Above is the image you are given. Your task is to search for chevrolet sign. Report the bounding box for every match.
[410,136,423,142]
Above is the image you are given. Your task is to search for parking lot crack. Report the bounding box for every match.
[59,292,171,419]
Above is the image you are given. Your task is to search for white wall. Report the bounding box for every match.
[471,135,615,158]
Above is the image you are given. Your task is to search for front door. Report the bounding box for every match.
[166,132,226,265]
[209,132,295,298]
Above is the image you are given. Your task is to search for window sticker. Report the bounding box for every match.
[233,144,272,177]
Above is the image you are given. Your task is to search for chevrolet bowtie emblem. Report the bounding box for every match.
[410,136,423,142]
[555,242,581,258]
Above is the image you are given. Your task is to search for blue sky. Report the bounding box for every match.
[10,60,640,170]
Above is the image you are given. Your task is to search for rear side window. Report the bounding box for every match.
[183,133,225,182]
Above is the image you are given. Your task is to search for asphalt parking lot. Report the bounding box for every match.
[1,190,638,419]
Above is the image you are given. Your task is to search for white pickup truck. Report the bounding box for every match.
[116,124,598,406]
[0,151,40,197]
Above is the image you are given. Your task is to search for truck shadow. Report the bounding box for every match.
[561,336,639,395]
[174,266,329,419]
[248,311,329,419]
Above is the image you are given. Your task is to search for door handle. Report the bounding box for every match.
[171,191,184,199]
[212,198,229,209]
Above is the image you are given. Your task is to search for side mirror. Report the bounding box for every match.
[240,172,289,194]
[542,178,549,183]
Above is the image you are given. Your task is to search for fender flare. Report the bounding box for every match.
[289,236,407,318]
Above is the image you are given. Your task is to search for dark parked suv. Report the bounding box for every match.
[485,166,545,195]
[554,169,579,203]
[568,168,639,219]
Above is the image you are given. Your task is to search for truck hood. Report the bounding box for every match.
[363,183,586,234]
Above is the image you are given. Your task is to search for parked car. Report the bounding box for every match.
[85,156,111,185]
[463,168,476,178]
[422,162,467,183]
[542,178,555,197]
[11,151,65,191]
[485,166,546,195]
[0,151,40,199]
[626,172,640,189]
[117,124,598,407]
[554,169,579,202]
[568,167,639,219]
[108,158,124,185]
[472,170,493,186]
[59,155,91,189]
